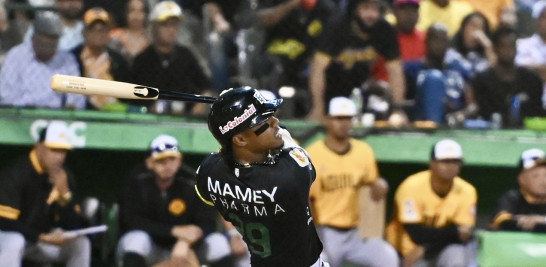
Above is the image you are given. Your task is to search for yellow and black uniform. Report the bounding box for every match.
[386,170,477,257]
[0,150,83,242]
[307,138,378,228]
[490,189,546,232]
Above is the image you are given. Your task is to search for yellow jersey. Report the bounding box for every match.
[307,139,379,228]
[417,0,474,37]
[386,170,477,256]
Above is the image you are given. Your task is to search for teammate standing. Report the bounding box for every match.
[306,97,399,267]
[194,87,326,266]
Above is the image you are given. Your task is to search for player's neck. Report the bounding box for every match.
[430,175,453,197]
[233,149,270,166]
[324,135,350,154]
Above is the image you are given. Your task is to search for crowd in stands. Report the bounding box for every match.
[0,0,544,128]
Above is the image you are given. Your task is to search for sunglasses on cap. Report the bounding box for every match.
[153,143,179,153]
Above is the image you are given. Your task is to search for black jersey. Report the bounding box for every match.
[195,147,323,266]
[491,189,546,232]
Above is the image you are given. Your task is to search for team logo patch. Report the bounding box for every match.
[289,148,309,167]
[169,198,186,216]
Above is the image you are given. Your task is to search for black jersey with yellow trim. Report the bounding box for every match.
[195,147,322,266]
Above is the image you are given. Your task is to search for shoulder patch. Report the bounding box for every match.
[289,148,310,167]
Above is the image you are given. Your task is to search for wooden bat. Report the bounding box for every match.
[50,74,216,103]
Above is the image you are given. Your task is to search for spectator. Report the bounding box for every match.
[131,0,211,115]
[117,134,226,267]
[109,0,151,65]
[24,0,85,51]
[490,148,546,232]
[416,0,474,37]
[71,7,130,111]
[0,121,91,267]
[0,1,24,66]
[306,97,399,267]
[394,0,425,62]
[255,0,338,118]
[386,139,477,267]
[404,23,469,123]
[0,12,85,109]
[457,0,517,29]
[516,0,546,107]
[470,27,545,128]
[307,0,407,127]
[446,12,496,80]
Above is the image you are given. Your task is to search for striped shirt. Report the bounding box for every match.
[0,42,85,109]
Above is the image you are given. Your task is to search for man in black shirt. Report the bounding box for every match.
[490,148,546,232]
[195,87,326,266]
[117,134,220,267]
[0,121,90,267]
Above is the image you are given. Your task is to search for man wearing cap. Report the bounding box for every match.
[71,7,130,110]
[117,134,221,267]
[24,0,85,51]
[0,121,91,267]
[489,148,546,232]
[516,0,546,103]
[306,97,399,267]
[307,0,408,128]
[386,139,477,267]
[131,0,211,115]
[0,12,85,109]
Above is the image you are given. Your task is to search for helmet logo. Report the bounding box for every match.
[254,91,268,104]
[219,104,257,134]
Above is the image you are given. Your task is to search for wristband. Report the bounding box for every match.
[226,228,239,237]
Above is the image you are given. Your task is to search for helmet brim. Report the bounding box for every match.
[249,98,283,128]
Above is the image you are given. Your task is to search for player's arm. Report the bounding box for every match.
[491,191,546,232]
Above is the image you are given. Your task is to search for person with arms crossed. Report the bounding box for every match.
[490,148,546,232]
[386,139,477,267]
[0,121,91,267]
[306,96,399,267]
[117,134,229,267]
[194,87,327,266]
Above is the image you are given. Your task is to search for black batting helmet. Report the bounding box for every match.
[208,87,283,146]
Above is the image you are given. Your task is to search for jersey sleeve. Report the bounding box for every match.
[490,190,518,229]
[194,156,215,207]
[360,142,379,185]
[394,180,422,224]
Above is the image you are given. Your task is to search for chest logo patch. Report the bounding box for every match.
[169,198,186,216]
[290,148,309,167]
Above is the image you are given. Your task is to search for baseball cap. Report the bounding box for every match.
[149,0,183,23]
[518,148,546,171]
[394,0,419,7]
[533,1,546,19]
[328,97,357,117]
[33,11,63,37]
[83,7,111,27]
[38,121,73,150]
[150,135,182,160]
[431,139,463,160]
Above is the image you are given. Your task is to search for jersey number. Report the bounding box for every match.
[229,213,272,258]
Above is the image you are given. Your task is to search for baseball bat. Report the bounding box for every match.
[50,74,216,103]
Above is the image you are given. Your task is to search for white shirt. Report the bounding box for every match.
[0,42,85,109]
[516,34,546,66]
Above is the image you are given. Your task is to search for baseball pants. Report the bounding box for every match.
[318,226,399,267]
[0,230,91,267]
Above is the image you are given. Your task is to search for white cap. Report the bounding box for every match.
[149,0,183,22]
[533,0,546,19]
[39,121,73,150]
[150,134,182,160]
[328,97,357,117]
[431,139,463,160]
[519,148,546,170]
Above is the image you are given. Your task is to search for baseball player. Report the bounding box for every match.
[194,87,327,266]
[306,97,399,267]
[386,139,477,267]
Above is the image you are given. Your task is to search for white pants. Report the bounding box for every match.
[412,244,471,267]
[0,231,91,267]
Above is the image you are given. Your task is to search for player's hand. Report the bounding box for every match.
[171,225,203,244]
[457,225,474,242]
[403,245,425,267]
[473,30,492,49]
[49,168,70,195]
[370,178,388,202]
[39,230,72,246]
[516,215,546,231]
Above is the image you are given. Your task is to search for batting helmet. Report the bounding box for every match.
[208,87,283,146]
